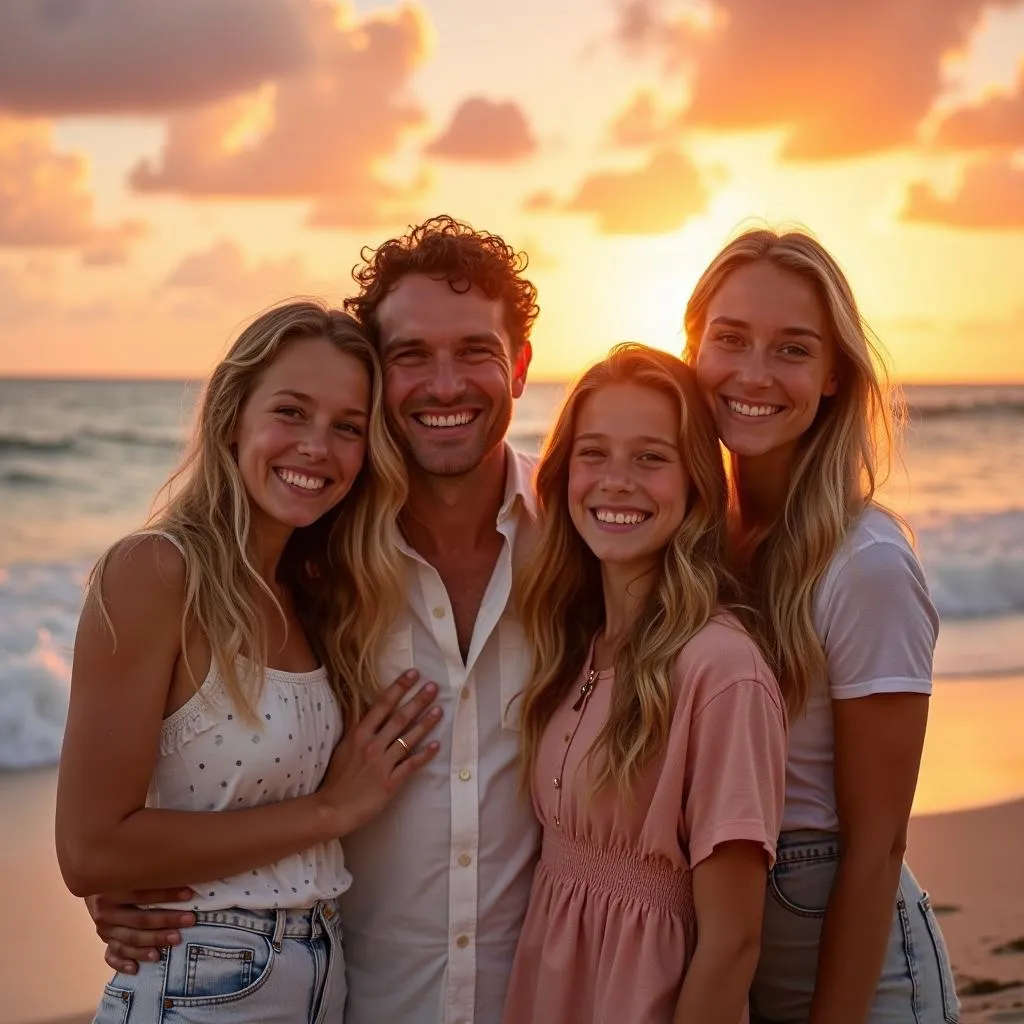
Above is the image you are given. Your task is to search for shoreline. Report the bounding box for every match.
[5,673,1024,1024]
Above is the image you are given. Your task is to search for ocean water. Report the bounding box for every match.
[1,378,1022,770]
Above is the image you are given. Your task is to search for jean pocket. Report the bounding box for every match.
[162,928,275,1008]
[918,893,961,1023]
[93,983,132,1023]
[768,851,839,918]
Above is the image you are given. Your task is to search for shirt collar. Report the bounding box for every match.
[395,443,538,562]
[497,443,538,526]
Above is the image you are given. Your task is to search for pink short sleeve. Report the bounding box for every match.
[681,678,788,869]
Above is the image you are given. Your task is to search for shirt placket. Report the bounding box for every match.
[417,564,479,1024]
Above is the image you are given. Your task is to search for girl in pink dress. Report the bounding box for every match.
[504,344,788,1024]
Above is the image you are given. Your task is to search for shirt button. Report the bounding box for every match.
[432,606,446,618]
[564,733,571,743]
[553,777,561,788]
[554,816,560,827]
[458,853,472,867]
[456,934,470,948]
[460,687,471,700]
[458,768,471,781]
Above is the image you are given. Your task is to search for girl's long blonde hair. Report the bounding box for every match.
[517,343,736,794]
[683,229,900,716]
[88,300,407,722]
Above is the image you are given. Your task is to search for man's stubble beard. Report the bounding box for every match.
[392,404,513,480]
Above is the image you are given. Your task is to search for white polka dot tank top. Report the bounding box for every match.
[142,532,352,912]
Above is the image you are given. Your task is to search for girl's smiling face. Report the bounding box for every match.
[568,382,688,576]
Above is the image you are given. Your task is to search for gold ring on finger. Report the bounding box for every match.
[395,736,411,757]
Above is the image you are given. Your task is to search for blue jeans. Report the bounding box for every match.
[750,831,960,1023]
[93,901,345,1024]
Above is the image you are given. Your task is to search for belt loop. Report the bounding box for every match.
[271,908,286,952]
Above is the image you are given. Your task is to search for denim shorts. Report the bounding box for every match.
[93,901,345,1024]
[750,831,960,1023]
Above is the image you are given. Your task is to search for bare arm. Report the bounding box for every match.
[808,692,928,1024]
[673,841,767,1023]
[57,536,440,897]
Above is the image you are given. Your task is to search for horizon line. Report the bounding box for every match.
[1,373,1023,388]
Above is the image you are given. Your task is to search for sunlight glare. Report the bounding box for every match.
[221,84,277,156]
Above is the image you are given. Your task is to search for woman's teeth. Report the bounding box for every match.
[726,399,781,418]
[417,412,476,428]
[276,468,326,491]
[593,509,651,525]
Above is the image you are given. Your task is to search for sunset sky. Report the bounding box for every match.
[1,0,1023,381]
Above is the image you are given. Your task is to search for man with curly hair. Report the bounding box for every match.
[86,215,545,1024]
[338,215,541,1024]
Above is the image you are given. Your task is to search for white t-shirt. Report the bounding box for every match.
[782,506,939,832]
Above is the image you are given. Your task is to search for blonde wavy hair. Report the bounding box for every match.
[683,228,901,716]
[517,343,736,794]
[88,300,407,723]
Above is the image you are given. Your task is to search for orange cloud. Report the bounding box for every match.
[161,240,324,306]
[523,190,556,211]
[426,97,537,162]
[901,157,1024,228]
[81,222,149,267]
[566,147,710,233]
[128,4,431,227]
[935,66,1024,149]
[0,0,306,115]
[615,0,1000,159]
[608,90,679,147]
[614,0,680,57]
[0,118,144,261]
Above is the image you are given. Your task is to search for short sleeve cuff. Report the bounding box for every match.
[689,819,779,871]
[831,676,933,700]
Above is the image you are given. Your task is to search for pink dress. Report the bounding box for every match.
[502,615,788,1024]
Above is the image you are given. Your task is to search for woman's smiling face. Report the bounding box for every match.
[234,336,371,536]
[694,259,838,464]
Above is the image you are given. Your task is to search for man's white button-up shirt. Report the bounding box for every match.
[339,447,541,1024]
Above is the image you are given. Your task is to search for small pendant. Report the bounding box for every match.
[572,669,598,712]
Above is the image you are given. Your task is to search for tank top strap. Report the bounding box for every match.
[135,529,186,557]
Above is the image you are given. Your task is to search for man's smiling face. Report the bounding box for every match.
[376,273,530,478]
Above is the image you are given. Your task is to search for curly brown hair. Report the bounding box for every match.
[344,214,540,358]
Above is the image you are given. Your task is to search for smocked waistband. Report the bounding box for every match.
[540,831,693,915]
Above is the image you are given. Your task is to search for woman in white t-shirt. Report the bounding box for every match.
[684,230,959,1023]
[56,301,441,1023]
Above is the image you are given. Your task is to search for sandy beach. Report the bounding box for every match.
[4,674,1024,1024]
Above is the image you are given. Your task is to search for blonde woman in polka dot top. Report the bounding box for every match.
[56,302,442,1024]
